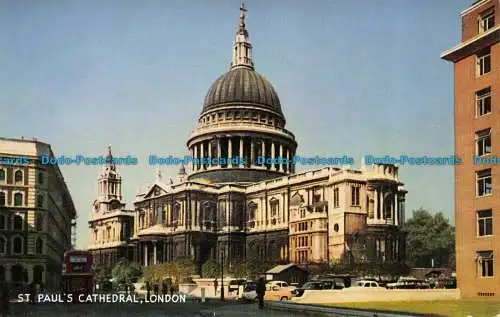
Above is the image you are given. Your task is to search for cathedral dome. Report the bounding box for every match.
[202,67,283,115]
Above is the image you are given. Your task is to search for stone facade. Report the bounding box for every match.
[87,147,134,267]
[0,137,76,291]
[90,5,408,274]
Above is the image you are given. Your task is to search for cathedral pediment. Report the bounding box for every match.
[290,192,304,206]
[143,183,169,199]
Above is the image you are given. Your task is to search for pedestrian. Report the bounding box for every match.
[169,284,174,296]
[0,282,9,317]
[146,281,151,299]
[213,278,218,296]
[162,282,168,295]
[256,277,266,309]
[153,283,159,296]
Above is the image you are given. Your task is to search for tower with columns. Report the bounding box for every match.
[88,147,135,267]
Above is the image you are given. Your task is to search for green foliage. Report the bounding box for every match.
[201,260,221,278]
[405,208,455,268]
[94,264,112,284]
[111,258,142,291]
[143,258,196,284]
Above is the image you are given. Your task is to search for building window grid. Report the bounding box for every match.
[14,170,23,183]
[351,186,360,206]
[478,209,493,236]
[476,88,492,117]
[477,48,491,77]
[477,169,492,196]
[333,188,339,208]
[478,9,495,33]
[477,251,494,277]
[476,129,492,156]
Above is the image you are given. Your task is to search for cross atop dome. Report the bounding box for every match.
[239,3,247,30]
[231,3,253,70]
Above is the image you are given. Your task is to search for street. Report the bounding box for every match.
[6,301,310,317]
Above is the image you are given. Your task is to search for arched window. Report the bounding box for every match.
[35,238,43,254]
[14,192,23,206]
[13,215,23,231]
[0,169,5,182]
[0,192,5,206]
[12,236,23,254]
[14,170,23,183]
[0,235,6,254]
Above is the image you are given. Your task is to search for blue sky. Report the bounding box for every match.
[0,0,469,249]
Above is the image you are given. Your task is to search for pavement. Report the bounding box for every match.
[4,301,310,317]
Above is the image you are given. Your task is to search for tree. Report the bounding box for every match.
[405,208,455,268]
[111,258,142,291]
[94,264,112,284]
[201,260,221,278]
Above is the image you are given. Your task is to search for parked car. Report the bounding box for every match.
[239,281,257,302]
[264,284,293,301]
[266,280,297,292]
[354,280,380,288]
[386,277,429,289]
[294,281,324,297]
[315,279,345,290]
[228,279,246,294]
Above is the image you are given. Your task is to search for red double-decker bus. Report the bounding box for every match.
[62,250,95,297]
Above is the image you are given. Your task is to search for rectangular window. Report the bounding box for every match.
[333,188,339,208]
[477,169,492,196]
[478,210,493,236]
[477,48,492,76]
[351,186,360,206]
[477,251,494,277]
[479,9,495,33]
[476,88,492,117]
[476,128,492,156]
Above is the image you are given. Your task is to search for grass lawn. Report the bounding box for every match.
[323,300,500,317]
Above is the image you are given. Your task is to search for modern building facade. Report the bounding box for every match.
[441,0,499,299]
[90,5,408,273]
[87,147,135,267]
[0,137,77,290]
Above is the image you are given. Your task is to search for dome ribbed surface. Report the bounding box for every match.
[202,67,282,114]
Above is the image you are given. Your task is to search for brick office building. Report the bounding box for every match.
[441,0,499,299]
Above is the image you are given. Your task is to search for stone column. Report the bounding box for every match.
[206,141,211,168]
[144,244,148,267]
[394,194,399,226]
[286,149,290,172]
[228,137,233,167]
[261,140,266,167]
[239,137,244,167]
[193,146,198,171]
[217,138,221,167]
[153,242,157,265]
[250,137,255,167]
[380,191,385,220]
[279,144,283,172]
[374,189,379,220]
[200,142,205,170]
[271,142,275,171]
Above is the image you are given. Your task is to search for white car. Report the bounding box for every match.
[266,281,296,292]
[354,280,380,288]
